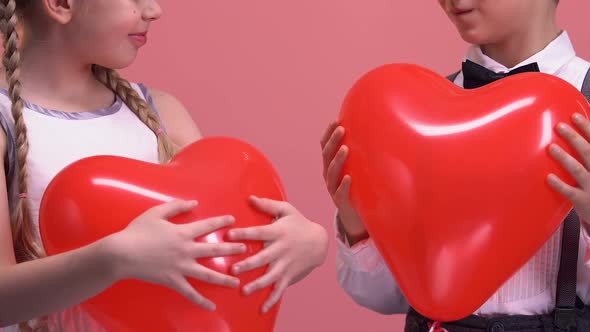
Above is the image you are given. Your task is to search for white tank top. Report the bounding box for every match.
[0,83,160,332]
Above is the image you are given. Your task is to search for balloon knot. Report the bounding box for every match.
[428,322,448,332]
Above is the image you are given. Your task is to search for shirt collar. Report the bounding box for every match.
[464,30,576,75]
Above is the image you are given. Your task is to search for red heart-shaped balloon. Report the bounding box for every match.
[339,64,590,322]
[40,137,286,331]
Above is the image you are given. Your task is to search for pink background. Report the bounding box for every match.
[1,2,587,332]
[121,1,590,331]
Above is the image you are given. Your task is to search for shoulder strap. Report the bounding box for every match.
[555,210,580,330]
[582,68,590,102]
[133,83,160,115]
[553,67,590,330]
[444,67,585,329]
[0,95,18,214]
[130,83,167,133]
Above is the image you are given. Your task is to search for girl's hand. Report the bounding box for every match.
[108,200,246,311]
[227,196,328,313]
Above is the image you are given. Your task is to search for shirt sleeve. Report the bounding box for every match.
[335,212,409,314]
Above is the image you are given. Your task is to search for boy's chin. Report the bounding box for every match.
[457,28,495,46]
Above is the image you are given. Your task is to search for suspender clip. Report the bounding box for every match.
[554,306,576,330]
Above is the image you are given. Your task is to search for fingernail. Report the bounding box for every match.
[230,278,240,288]
[189,200,198,206]
[233,265,241,274]
[262,305,269,313]
[557,123,567,132]
[239,244,247,251]
[243,286,251,295]
[207,303,216,311]
[226,216,236,223]
[573,113,583,122]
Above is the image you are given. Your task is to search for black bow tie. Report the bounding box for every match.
[462,59,540,89]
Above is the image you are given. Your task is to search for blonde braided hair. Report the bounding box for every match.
[0,0,177,329]
[91,65,178,163]
[0,0,42,264]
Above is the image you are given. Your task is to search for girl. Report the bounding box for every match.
[0,0,328,331]
[324,0,590,331]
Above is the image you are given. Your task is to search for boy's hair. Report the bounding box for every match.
[0,0,179,264]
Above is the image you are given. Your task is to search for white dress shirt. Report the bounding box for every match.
[336,31,590,317]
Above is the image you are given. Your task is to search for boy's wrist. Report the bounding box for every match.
[337,212,369,246]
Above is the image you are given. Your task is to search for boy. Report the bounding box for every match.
[321,0,590,331]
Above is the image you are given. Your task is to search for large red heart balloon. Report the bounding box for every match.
[339,64,590,322]
[40,137,286,331]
